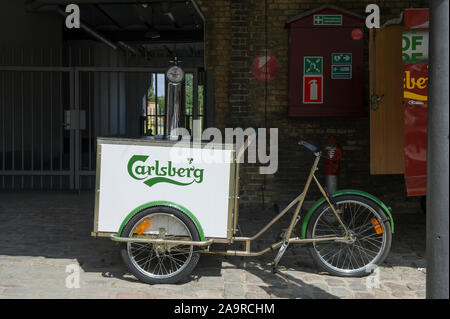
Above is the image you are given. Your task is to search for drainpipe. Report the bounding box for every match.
[426,0,449,299]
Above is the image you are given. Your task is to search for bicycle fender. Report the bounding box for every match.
[299,189,394,239]
[117,200,205,241]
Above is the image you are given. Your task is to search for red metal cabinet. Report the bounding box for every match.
[287,6,365,117]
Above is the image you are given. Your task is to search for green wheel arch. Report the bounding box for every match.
[300,189,394,239]
[117,201,205,241]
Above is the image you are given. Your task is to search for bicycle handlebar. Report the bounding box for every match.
[298,140,321,153]
[299,140,334,158]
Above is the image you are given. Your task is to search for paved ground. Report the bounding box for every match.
[0,191,426,299]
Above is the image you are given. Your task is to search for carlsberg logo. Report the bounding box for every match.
[127,155,205,187]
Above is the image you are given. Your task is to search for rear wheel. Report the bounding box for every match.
[120,206,201,284]
[306,195,392,277]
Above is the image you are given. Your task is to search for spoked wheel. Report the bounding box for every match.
[306,195,392,277]
[120,206,201,284]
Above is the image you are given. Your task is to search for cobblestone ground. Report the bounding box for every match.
[0,192,426,299]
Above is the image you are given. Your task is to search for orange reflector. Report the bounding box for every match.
[370,218,383,234]
[136,219,151,235]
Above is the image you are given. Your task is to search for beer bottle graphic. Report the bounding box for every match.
[309,79,318,100]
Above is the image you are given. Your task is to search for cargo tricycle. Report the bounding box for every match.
[91,137,393,284]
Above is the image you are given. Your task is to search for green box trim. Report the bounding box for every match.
[117,201,205,241]
[300,189,395,238]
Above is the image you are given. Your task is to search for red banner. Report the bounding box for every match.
[402,7,429,197]
[404,8,429,30]
[403,63,428,196]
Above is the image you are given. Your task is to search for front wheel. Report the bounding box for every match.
[120,206,201,284]
[306,195,392,277]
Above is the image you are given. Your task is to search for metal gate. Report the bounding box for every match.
[0,66,73,189]
[0,66,203,190]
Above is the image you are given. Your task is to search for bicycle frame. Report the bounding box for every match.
[201,150,352,257]
[111,150,353,257]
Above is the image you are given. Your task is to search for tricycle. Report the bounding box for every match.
[91,137,393,284]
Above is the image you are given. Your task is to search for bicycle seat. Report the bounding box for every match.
[298,140,324,153]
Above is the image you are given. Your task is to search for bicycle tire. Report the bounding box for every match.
[120,206,201,284]
[306,194,392,277]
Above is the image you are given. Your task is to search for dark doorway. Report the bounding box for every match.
[0,0,206,190]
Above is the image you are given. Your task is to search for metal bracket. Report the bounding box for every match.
[370,93,384,111]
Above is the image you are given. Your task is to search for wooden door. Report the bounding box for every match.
[369,26,404,174]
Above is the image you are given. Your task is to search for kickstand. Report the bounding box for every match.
[272,239,289,274]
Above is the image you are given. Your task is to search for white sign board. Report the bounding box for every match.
[402,30,429,63]
[95,139,235,239]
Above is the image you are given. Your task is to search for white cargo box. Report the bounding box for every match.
[92,137,239,240]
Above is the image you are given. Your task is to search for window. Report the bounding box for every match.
[144,71,204,137]
[145,73,166,136]
[184,73,204,137]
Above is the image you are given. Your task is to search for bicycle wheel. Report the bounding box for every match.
[306,195,392,277]
[120,206,201,284]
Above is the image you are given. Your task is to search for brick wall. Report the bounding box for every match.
[197,0,428,211]
[196,0,232,130]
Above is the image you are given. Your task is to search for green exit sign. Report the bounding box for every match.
[332,65,352,79]
[313,15,342,25]
[332,53,352,64]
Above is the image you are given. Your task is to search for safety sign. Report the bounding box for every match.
[303,56,323,104]
[331,53,352,79]
[304,56,323,75]
[313,14,342,25]
[303,76,323,104]
[332,53,352,64]
[332,65,352,79]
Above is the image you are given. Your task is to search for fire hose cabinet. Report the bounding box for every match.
[92,137,239,240]
[286,5,365,117]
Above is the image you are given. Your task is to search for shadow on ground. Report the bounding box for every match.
[0,191,426,298]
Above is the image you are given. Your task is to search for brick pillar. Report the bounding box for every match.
[196,0,231,131]
[230,0,251,127]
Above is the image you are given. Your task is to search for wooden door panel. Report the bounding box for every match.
[369,26,404,174]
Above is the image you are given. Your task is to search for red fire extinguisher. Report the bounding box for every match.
[324,136,343,194]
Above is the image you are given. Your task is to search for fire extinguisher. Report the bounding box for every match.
[309,79,318,100]
[324,136,343,194]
